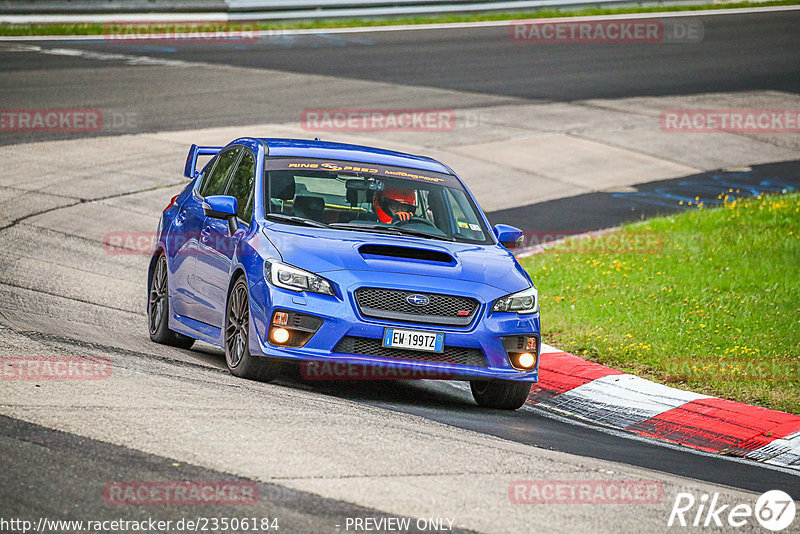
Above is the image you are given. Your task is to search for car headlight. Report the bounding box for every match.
[265,260,334,295]
[492,286,539,314]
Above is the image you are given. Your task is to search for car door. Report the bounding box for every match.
[193,147,255,328]
[175,146,241,323]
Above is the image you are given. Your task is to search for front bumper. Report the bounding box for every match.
[248,272,540,382]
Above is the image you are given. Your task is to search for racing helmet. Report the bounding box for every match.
[374,184,417,223]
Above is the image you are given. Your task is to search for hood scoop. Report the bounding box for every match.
[358,244,455,265]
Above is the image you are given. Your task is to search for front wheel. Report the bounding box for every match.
[225,276,281,382]
[470,380,532,410]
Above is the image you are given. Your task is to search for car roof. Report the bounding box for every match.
[250,137,453,175]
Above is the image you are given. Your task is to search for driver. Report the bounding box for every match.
[374,185,417,223]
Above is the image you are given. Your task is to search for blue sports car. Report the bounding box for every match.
[148,138,540,409]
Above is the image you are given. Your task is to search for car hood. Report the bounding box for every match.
[262,224,532,294]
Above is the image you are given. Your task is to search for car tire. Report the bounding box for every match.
[148,254,195,349]
[470,380,532,410]
[225,276,281,382]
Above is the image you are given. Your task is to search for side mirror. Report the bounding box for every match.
[493,224,524,250]
[203,195,239,235]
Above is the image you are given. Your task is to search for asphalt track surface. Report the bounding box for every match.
[126,11,800,100]
[0,9,798,146]
[0,415,450,534]
[490,159,800,231]
[1,8,799,531]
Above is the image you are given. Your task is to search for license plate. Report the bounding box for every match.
[382,328,445,353]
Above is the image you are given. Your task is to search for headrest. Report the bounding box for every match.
[347,187,373,206]
[293,195,325,212]
[270,171,296,200]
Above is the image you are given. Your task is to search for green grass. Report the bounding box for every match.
[520,192,800,414]
[0,0,797,36]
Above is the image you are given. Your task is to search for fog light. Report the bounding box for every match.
[517,352,535,369]
[273,311,289,326]
[271,327,290,344]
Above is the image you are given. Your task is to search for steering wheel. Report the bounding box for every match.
[394,216,438,228]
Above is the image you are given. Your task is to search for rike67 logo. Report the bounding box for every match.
[668,490,796,531]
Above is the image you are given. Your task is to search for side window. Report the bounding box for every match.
[226,150,255,224]
[445,188,486,241]
[200,147,240,197]
[198,155,216,181]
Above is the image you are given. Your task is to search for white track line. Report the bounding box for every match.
[0,5,798,41]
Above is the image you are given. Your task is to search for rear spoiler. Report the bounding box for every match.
[184,144,223,179]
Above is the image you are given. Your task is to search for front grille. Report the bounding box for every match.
[354,287,479,326]
[334,336,487,367]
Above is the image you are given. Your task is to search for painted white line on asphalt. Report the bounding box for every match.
[1,5,798,40]
[37,47,229,68]
[0,43,42,51]
[543,373,712,428]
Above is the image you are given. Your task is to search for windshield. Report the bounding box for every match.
[263,158,492,244]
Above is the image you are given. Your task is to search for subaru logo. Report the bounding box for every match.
[406,294,430,307]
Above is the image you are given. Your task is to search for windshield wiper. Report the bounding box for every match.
[393,227,455,242]
[328,223,402,235]
[328,223,455,242]
[266,213,329,228]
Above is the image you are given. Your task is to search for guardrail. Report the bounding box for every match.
[0,1,224,13]
[0,0,702,20]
